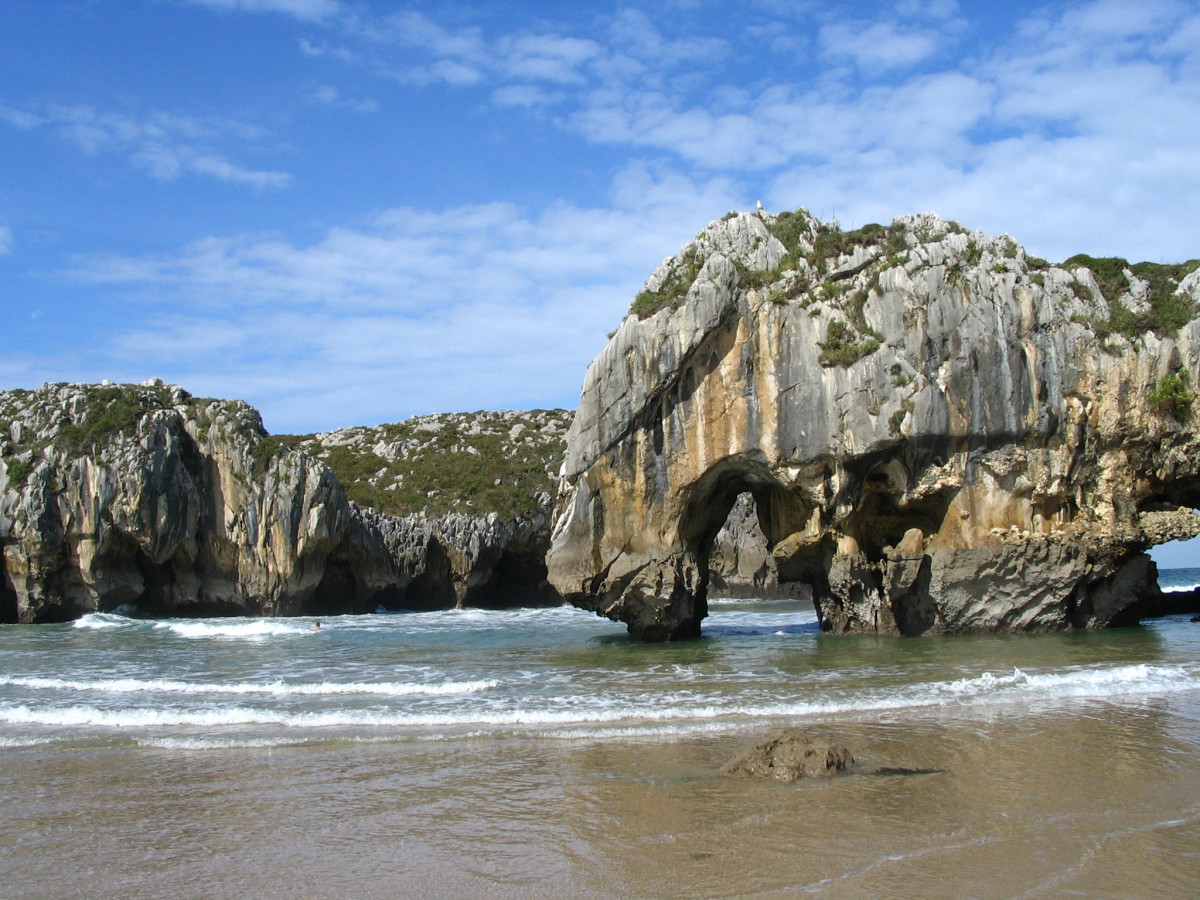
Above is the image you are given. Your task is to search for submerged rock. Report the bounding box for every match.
[720,729,856,781]
[547,209,1200,640]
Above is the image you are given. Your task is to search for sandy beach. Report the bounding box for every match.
[2,601,1199,899]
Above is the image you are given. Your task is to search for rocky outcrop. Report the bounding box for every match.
[0,381,563,622]
[547,210,1200,640]
[720,730,856,781]
[707,493,808,598]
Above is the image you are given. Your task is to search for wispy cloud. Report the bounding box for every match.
[818,20,945,72]
[310,85,379,113]
[184,0,341,21]
[69,164,742,431]
[0,223,11,256]
[0,103,291,189]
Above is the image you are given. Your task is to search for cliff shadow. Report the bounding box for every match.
[463,543,563,609]
[0,544,17,624]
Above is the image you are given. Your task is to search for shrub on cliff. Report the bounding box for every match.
[817,319,882,367]
[1150,372,1196,421]
[1064,254,1200,340]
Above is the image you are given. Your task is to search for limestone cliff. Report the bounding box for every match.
[286,410,572,609]
[0,382,566,622]
[546,210,1200,640]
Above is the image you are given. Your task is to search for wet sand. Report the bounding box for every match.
[3,698,1199,899]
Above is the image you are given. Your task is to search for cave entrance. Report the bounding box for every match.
[706,492,812,602]
[678,456,815,615]
[1136,470,1200,586]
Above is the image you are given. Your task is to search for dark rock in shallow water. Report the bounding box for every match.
[719,729,855,781]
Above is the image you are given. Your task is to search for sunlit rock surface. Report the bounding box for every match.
[547,210,1200,640]
[0,382,562,622]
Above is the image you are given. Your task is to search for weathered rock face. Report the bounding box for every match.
[547,210,1200,640]
[0,382,561,623]
[706,493,811,599]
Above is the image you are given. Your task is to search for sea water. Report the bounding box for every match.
[2,575,1199,899]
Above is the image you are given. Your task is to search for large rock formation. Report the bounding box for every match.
[0,382,566,623]
[547,210,1200,640]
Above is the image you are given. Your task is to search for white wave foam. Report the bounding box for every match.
[72,613,133,630]
[136,736,312,751]
[154,619,309,639]
[940,664,1194,697]
[4,663,1194,733]
[1162,579,1200,593]
[0,735,59,748]
[0,675,498,698]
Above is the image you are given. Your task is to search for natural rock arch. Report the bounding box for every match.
[547,210,1200,640]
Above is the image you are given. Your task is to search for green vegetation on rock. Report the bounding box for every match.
[631,247,699,319]
[818,319,882,368]
[1063,254,1200,340]
[55,385,154,453]
[0,381,255,488]
[283,409,572,519]
[1150,372,1196,421]
[768,213,907,274]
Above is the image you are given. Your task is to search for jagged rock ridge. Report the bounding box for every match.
[0,381,782,624]
[546,209,1200,640]
[0,382,568,622]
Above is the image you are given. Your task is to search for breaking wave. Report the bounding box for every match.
[3,663,1195,735]
[0,675,499,698]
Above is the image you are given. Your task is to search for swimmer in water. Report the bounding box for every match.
[312,620,321,631]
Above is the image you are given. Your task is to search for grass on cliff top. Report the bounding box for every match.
[1,383,175,484]
[1063,254,1200,340]
[281,411,570,519]
[0,382,251,486]
[631,247,699,319]
[768,212,909,274]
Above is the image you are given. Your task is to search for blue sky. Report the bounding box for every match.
[3,0,1200,564]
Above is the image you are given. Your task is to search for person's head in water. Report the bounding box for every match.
[313,620,321,630]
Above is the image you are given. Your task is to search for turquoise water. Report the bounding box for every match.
[2,580,1199,898]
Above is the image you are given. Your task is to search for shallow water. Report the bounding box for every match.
[2,586,1199,899]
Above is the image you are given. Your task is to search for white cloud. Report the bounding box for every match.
[1057,0,1185,38]
[0,103,290,189]
[68,164,744,431]
[0,223,11,256]
[819,20,943,72]
[0,104,43,130]
[492,84,564,108]
[560,1,1200,260]
[496,33,602,84]
[606,9,727,69]
[310,85,379,113]
[896,0,961,21]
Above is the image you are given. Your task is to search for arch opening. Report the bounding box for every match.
[678,456,815,612]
